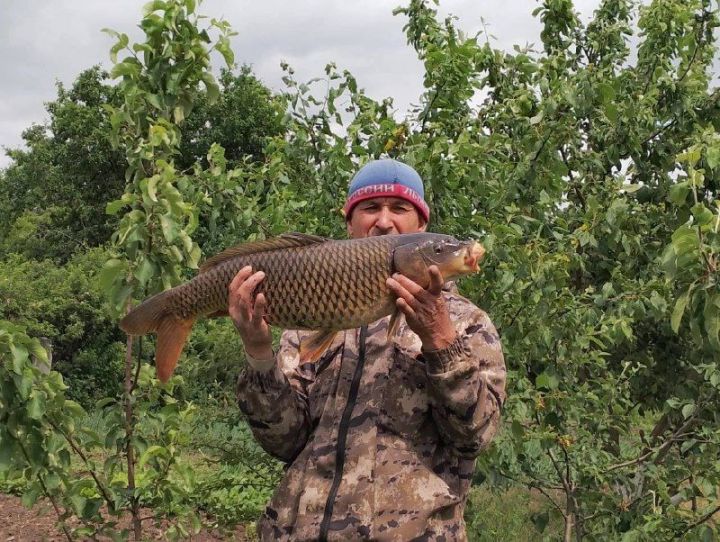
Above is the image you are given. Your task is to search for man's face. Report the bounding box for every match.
[346,197,427,238]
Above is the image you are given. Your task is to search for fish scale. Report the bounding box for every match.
[119,232,484,382]
[185,236,396,330]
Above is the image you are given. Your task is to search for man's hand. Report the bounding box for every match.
[386,265,457,351]
[229,266,274,361]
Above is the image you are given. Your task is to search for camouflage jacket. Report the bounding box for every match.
[236,286,506,541]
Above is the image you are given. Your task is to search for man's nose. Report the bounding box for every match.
[374,207,394,232]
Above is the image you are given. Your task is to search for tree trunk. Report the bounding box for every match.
[124,331,141,541]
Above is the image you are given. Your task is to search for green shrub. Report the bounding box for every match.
[0,249,124,406]
[0,471,28,496]
[178,319,245,402]
[193,463,276,526]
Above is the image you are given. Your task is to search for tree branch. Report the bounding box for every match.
[46,420,115,511]
[498,470,566,517]
[677,504,720,537]
[16,440,74,542]
[605,409,700,473]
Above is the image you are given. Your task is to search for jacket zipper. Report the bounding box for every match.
[318,325,368,542]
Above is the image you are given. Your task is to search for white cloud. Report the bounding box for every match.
[0,0,622,169]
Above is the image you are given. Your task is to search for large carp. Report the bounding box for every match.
[120,232,485,382]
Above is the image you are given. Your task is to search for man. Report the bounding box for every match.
[231,159,506,541]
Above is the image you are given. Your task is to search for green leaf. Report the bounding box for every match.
[69,494,87,516]
[143,0,168,15]
[536,371,559,390]
[134,256,157,287]
[531,511,549,533]
[604,103,618,123]
[668,182,690,206]
[202,73,220,104]
[63,400,85,418]
[671,291,691,333]
[138,445,165,468]
[106,198,127,215]
[691,203,713,226]
[706,146,720,170]
[598,82,616,103]
[147,175,160,202]
[187,244,201,269]
[44,473,61,490]
[10,344,29,374]
[160,214,180,243]
[29,341,48,365]
[173,105,185,124]
[27,392,46,420]
[109,33,129,63]
[99,259,125,292]
[21,485,42,508]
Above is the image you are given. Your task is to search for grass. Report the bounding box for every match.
[465,485,563,542]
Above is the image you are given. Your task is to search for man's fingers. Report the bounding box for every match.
[229,265,253,294]
[396,297,417,321]
[239,270,266,297]
[253,292,267,322]
[390,273,427,298]
[386,276,420,309]
[235,271,265,320]
[229,268,267,326]
[427,266,444,296]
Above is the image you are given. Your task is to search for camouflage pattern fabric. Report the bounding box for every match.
[236,285,506,541]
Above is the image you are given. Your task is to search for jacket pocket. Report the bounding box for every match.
[378,346,431,440]
[372,436,460,541]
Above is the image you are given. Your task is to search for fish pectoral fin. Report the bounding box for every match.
[387,308,403,341]
[206,309,229,318]
[299,330,338,364]
[155,315,195,383]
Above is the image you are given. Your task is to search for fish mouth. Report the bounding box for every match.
[464,242,485,272]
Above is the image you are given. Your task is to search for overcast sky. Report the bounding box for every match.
[0,1,604,170]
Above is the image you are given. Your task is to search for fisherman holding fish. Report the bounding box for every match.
[231,159,506,541]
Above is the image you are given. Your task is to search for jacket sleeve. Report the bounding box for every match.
[236,330,312,462]
[422,305,506,458]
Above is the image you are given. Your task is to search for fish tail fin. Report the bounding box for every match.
[119,290,194,383]
[156,315,195,383]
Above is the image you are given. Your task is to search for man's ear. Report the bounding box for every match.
[419,217,428,232]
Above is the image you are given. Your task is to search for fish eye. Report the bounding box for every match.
[434,245,444,254]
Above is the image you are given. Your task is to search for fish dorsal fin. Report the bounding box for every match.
[199,232,328,273]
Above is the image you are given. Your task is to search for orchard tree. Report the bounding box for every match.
[0,66,282,262]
